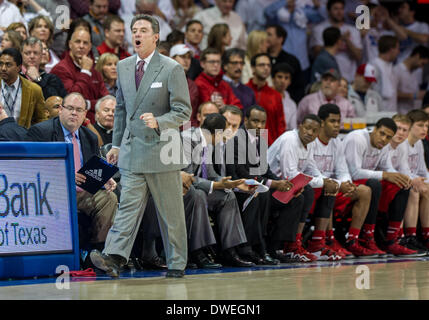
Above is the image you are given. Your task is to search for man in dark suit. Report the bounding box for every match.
[226,105,317,263]
[182,113,255,267]
[0,102,27,141]
[26,92,118,253]
[90,15,191,278]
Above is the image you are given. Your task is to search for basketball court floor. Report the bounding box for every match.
[1,256,429,300]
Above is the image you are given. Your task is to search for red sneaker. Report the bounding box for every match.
[307,240,342,261]
[385,240,421,257]
[284,240,318,262]
[327,238,354,259]
[360,238,387,257]
[345,239,379,258]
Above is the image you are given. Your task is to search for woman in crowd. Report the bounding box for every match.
[338,77,348,99]
[6,22,28,41]
[28,15,59,72]
[0,30,23,51]
[207,23,231,56]
[242,30,269,84]
[95,53,119,96]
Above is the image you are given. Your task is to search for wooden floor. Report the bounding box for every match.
[1,257,429,300]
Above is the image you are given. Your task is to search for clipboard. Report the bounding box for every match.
[77,155,119,194]
[272,173,313,205]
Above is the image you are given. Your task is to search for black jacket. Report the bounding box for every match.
[20,71,68,99]
[0,117,28,141]
[26,117,99,163]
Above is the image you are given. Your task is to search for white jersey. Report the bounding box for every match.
[311,137,352,184]
[268,129,325,188]
[385,142,410,176]
[343,129,396,181]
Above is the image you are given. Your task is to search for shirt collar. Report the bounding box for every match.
[198,127,208,147]
[97,121,113,134]
[60,122,80,140]
[1,77,20,91]
[222,74,239,87]
[136,49,155,67]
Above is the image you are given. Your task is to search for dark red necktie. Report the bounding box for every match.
[135,60,145,89]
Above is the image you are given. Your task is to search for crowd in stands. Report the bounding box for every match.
[2,0,429,274]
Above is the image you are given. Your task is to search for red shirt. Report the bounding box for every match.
[51,53,109,123]
[246,79,286,146]
[195,72,243,109]
[97,41,131,60]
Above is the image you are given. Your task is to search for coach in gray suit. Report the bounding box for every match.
[90,14,191,278]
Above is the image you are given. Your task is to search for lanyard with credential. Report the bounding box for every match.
[1,81,21,117]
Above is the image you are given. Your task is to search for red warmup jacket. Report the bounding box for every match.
[195,72,243,110]
[97,41,131,60]
[246,79,286,146]
[51,53,109,123]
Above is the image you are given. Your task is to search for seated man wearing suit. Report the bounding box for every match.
[182,113,255,267]
[26,92,118,254]
[93,95,115,145]
[0,48,46,129]
[0,101,27,141]
[227,105,315,263]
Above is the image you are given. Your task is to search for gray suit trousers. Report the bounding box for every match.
[103,168,187,270]
[201,190,247,250]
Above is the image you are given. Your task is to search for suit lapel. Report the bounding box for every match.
[78,127,93,164]
[130,51,163,119]
[121,55,137,105]
[18,76,30,127]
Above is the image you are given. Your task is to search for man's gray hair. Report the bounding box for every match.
[22,37,43,52]
[95,95,116,113]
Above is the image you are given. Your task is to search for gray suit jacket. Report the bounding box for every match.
[113,50,192,173]
[182,127,222,194]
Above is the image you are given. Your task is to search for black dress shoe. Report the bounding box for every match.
[186,261,198,269]
[90,250,125,278]
[142,256,167,270]
[131,257,144,270]
[261,253,280,265]
[269,251,291,263]
[166,269,185,278]
[223,254,255,267]
[195,255,223,269]
[241,251,264,265]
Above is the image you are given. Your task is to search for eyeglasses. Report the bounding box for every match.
[62,105,86,113]
[205,60,221,65]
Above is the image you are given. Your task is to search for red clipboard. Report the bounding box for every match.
[272,173,313,204]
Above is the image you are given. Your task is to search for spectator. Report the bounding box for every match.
[396,2,429,63]
[51,28,109,123]
[169,0,201,31]
[0,101,27,141]
[28,15,59,72]
[222,48,256,114]
[6,22,27,41]
[157,41,171,56]
[69,0,120,19]
[170,44,200,127]
[9,0,51,23]
[195,48,242,110]
[235,0,266,33]
[266,23,304,103]
[310,26,341,84]
[44,95,62,119]
[297,69,356,125]
[420,104,429,175]
[310,0,363,83]
[193,0,247,50]
[82,0,109,48]
[196,101,219,127]
[97,15,131,60]
[185,20,203,59]
[26,92,118,254]
[246,53,286,145]
[265,0,324,75]
[348,63,383,117]
[0,48,45,128]
[0,0,26,38]
[93,95,115,145]
[242,30,268,85]
[95,53,119,96]
[166,29,185,46]
[207,23,231,56]
[371,35,400,112]
[0,30,23,51]
[395,45,429,115]
[338,77,348,99]
[20,37,67,99]
[27,0,70,57]
[272,62,297,130]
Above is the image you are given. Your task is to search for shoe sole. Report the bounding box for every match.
[394,252,427,258]
[90,251,119,278]
[310,251,342,261]
[355,254,380,259]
